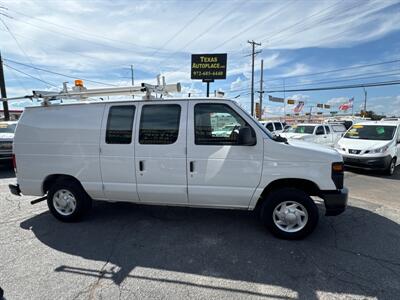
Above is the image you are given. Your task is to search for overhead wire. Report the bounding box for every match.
[4,58,118,87]
[4,64,59,88]
[210,1,295,52]
[158,0,246,66]
[265,59,400,82]
[0,14,50,87]
[4,7,160,51]
[266,80,400,93]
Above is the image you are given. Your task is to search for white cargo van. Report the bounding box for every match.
[10,98,348,239]
[335,121,400,175]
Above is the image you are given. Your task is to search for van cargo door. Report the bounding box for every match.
[135,101,188,205]
[99,104,139,202]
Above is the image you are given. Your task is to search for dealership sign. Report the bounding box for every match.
[191,54,227,81]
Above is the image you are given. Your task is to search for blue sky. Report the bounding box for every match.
[0,0,399,116]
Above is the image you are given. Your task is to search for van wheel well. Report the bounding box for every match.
[43,174,84,195]
[255,179,321,212]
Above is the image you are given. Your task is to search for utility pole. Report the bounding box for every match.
[130,65,134,86]
[363,87,367,117]
[130,64,134,99]
[0,52,10,121]
[248,40,261,116]
[259,59,264,120]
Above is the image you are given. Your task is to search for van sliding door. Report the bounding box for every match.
[99,104,139,202]
[135,101,188,205]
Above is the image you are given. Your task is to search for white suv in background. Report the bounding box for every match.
[335,121,400,175]
[280,123,346,147]
[260,121,286,133]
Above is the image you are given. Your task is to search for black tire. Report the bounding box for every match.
[260,188,319,240]
[47,180,92,222]
[386,158,396,176]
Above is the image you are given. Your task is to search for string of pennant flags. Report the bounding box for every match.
[267,95,354,113]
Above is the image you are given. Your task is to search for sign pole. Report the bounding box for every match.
[207,81,210,97]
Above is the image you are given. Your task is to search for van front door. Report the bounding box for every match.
[135,102,188,204]
[100,104,139,202]
[187,101,263,208]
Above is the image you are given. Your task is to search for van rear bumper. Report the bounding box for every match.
[320,187,348,216]
[9,184,21,196]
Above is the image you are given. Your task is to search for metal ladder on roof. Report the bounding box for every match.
[1,75,181,105]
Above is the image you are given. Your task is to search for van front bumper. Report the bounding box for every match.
[320,187,348,216]
[9,184,21,196]
[343,155,392,170]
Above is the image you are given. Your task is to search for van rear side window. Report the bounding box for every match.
[139,104,181,144]
[106,106,136,144]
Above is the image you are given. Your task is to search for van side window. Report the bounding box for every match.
[139,104,181,144]
[266,123,274,131]
[106,106,136,144]
[274,122,282,130]
[324,125,330,134]
[315,126,325,135]
[194,103,255,145]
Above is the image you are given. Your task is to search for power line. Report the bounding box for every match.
[4,58,118,86]
[266,80,400,93]
[158,0,246,66]
[4,7,160,51]
[4,64,59,88]
[0,15,49,87]
[210,1,294,52]
[257,0,343,45]
[265,59,400,82]
[6,66,30,94]
[266,71,400,89]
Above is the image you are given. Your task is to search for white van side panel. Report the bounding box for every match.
[248,139,339,209]
[14,104,105,198]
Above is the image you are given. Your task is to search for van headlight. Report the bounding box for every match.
[371,145,389,153]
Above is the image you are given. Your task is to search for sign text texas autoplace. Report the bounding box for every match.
[191,54,227,80]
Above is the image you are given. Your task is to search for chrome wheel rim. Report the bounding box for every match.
[53,189,77,216]
[273,201,308,233]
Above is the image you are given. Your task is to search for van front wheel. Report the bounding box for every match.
[47,181,91,222]
[386,158,396,176]
[260,188,319,240]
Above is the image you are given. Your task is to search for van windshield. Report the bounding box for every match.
[344,125,396,140]
[0,123,16,133]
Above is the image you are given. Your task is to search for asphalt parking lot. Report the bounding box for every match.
[0,164,399,300]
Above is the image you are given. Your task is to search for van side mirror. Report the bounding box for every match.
[238,127,256,146]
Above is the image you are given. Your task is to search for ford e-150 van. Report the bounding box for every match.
[9,98,348,239]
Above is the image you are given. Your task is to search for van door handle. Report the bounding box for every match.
[139,160,144,172]
[189,161,194,172]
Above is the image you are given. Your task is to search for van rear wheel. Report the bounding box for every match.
[260,188,319,240]
[47,181,91,222]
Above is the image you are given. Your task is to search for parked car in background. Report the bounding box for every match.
[0,121,17,161]
[260,121,286,133]
[280,123,346,147]
[335,121,400,175]
[212,124,239,137]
